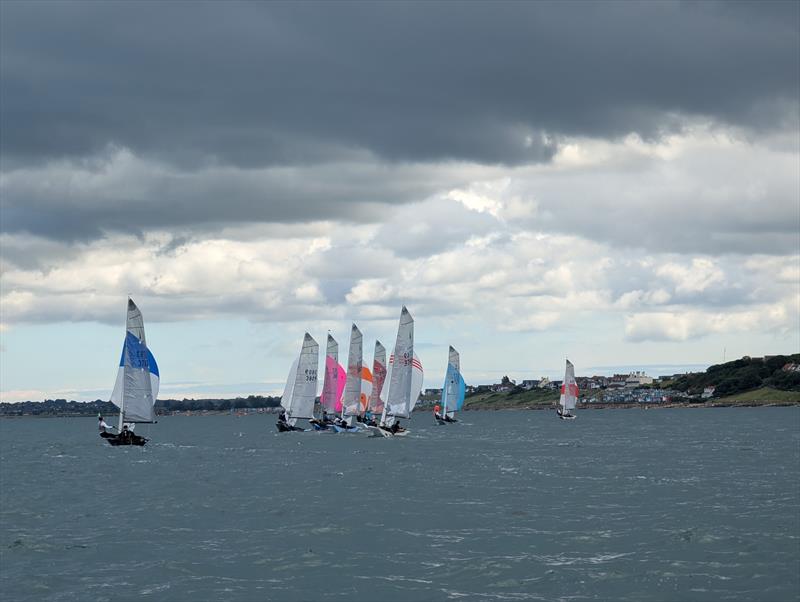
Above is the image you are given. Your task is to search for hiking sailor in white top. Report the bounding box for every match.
[98,415,115,433]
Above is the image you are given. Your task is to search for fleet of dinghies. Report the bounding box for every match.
[100,299,582,446]
[278,306,424,437]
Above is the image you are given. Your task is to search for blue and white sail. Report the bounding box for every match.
[110,298,159,424]
[441,346,465,419]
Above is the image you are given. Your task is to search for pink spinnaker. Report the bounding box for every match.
[321,355,346,412]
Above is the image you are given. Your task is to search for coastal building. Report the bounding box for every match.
[625,371,654,387]
[608,374,629,388]
[702,386,716,399]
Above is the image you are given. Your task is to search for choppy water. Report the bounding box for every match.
[1,408,799,602]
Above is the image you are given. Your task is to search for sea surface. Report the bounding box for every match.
[1,408,798,602]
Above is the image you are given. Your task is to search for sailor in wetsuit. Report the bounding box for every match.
[433,404,443,421]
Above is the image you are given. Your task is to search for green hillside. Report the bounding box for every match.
[713,387,800,404]
[464,386,558,410]
[670,354,800,397]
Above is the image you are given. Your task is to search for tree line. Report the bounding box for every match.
[0,395,281,416]
[670,354,800,397]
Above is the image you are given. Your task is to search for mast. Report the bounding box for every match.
[117,298,130,432]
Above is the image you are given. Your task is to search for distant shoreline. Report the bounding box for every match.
[2,399,798,419]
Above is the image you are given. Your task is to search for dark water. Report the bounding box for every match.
[1,408,799,602]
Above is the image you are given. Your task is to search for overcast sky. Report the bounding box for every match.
[1,1,798,402]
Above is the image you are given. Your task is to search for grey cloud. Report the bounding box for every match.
[1,1,797,170]
[0,152,471,241]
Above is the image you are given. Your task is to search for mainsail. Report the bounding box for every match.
[368,341,387,414]
[342,324,363,418]
[382,307,424,420]
[280,333,319,423]
[559,359,579,412]
[441,345,466,418]
[110,298,159,424]
[320,334,345,413]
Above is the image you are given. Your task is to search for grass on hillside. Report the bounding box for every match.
[713,387,800,404]
[464,387,559,410]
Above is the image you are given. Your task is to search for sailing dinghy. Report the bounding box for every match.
[335,324,365,433]
[373,307,424,438]
[436,346,465,424]
[363,341,386,426]
[312,334,345,430]
[277,333,319,432]
[103,298,159,446]
[557,359,578,420]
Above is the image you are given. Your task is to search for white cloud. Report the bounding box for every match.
[624,302,794,342]
[656,258,724,294]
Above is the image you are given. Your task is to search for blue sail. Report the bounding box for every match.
[441,361,466,413]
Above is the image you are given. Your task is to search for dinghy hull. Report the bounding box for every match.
[332,424,362,433]
[102,432,147,446]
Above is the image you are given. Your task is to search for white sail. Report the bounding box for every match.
[559,359,578,411]
[109,298,158,424]
[280,358,300,414]
[384,307,415,419]
[281,333,319,420]
[342,324,363,417]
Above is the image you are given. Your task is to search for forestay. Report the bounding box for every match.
[110,298,159,423]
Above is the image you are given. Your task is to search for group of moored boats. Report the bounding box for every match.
[98,300,578,447]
